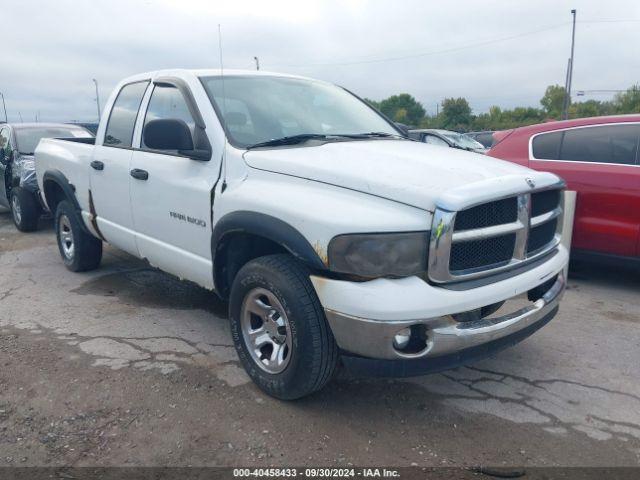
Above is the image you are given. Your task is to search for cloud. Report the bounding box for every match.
[1,0,638,122]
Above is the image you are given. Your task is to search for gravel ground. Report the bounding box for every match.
[0,210,638,468]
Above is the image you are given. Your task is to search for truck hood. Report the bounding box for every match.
[244,140,538,211]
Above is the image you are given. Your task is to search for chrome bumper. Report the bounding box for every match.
[324,273,565,360]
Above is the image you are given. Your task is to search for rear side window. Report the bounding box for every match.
[532,131,563,160]
[104,81,149,147]
[560,124,639,165]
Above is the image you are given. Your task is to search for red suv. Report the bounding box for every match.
[488,115,640,264]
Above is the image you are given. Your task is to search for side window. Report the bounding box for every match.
[104,81,149,147]
[532,131,563,160]
[560,124,640,165]
[142,85,196,151]
[424,134,449,147]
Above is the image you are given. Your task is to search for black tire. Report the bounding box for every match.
[229,254,338,400]
[10,187,40,232]
[54,200,103,272]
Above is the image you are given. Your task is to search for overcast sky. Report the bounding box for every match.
[2,0,638,123]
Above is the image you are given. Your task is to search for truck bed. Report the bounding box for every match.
[35,137,96,214]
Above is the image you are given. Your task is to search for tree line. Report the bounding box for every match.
[365,84,640,132]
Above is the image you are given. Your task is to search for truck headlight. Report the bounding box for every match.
[327,232,428,278]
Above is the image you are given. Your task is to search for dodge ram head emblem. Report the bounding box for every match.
[526,177,536,188]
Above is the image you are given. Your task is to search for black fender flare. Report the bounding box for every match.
[42,170,83,217]
[211,211,327,292]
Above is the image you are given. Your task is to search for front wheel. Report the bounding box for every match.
[55,200,103,272]
[229,254,338,400]
[10,187,40,232]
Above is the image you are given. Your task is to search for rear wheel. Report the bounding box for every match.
[229,254,338,400]
[55,200,102,272]
[10,187,40,232]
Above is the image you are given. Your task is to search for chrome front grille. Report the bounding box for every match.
[428,187,564,283]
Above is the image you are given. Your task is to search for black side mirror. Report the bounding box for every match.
[143,119,210,161]
[144,118,193,151]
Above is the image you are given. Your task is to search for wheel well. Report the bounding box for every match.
[214,232,289,299]
[42,180,67,214]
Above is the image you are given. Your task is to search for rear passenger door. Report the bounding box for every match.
[530,123,640,257]
[91,80,150,256]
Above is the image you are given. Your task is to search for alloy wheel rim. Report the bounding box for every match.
[240,287,292,374]
[11,195,21,225]
[59,215,75,260]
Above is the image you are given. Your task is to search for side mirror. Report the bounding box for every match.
[144,118,194,151]
[143,118,198,153]
[143,119,211,161]
[142,118,211,161]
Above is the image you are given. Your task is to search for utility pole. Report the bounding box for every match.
[562,57,571,118]
[18,112,23,123]
[92,79,101,121]
[254,56,260,71]
[0,92,7,122]
[562,9,577,120]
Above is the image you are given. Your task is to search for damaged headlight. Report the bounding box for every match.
[327,232,429,278]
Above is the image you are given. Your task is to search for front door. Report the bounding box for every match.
[90,80,150,256]
[130,82,219,289]
[530,123,640,257]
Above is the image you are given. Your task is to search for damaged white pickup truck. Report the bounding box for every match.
[36,70,568,399]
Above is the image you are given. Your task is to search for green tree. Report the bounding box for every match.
[378,94,425,126]
[613,85,640,114]
[363,98,380,110]
[540,85,566,119]
[569,99,604,118]
[440,97,472,130]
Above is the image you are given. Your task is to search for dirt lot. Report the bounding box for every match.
[0,209,639,468]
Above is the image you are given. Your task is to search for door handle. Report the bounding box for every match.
[90,160,104,171]
[130,168,149,181]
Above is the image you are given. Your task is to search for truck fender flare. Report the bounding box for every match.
[211,211,328,290]
[42,170,82,215]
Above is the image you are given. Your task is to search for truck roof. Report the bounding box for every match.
[120,68,316,85]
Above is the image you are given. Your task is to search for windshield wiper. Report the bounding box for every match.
[335,132,405,139]
[18,151,34,156]
[246,134,329,149]
[245,132,407,150]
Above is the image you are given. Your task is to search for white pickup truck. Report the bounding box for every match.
[36,69,568,399]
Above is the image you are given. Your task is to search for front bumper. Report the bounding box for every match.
[310,245,568,365]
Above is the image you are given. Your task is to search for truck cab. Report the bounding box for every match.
[36,69,568,399]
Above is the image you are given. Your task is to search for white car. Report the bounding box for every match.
[35,69,568,399]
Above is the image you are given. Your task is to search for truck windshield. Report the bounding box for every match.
[200,75,398,149]
[15,127,93,155]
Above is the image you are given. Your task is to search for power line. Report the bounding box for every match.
[275,23,569,68]
[271,19,640,69]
